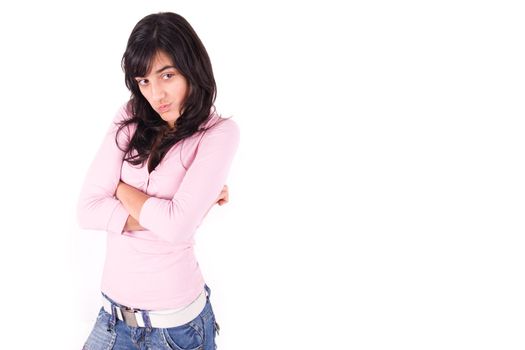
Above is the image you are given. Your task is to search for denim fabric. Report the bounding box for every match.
[82,284,219,350]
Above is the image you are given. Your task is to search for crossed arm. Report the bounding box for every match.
[116,182,229,231]
[77,105,239,242]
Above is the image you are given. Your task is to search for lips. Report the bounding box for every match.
[158,103,171,113]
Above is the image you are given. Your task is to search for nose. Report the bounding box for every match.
[150,80,166,102]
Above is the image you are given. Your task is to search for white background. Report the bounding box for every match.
[0,0,523,349]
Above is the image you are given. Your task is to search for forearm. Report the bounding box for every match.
[115,180,227,237]
[115,181,149,222]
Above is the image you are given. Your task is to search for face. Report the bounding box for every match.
[134,50,189,129]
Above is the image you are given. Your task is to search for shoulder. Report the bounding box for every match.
[198,116,240,159]
[200,111,240,142]
[179,111,240,167]
[106,101,136,141]
[185,110,240,153]
[113,101,133,123]
[207,117,239,138]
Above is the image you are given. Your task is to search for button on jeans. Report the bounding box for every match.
[82,284,220,350]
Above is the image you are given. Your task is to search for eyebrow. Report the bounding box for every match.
[135,65,177,79]
[155,65,177,74]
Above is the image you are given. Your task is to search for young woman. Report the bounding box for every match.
[77,12,239,350]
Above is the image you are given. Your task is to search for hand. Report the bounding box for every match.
[216,184,229,206]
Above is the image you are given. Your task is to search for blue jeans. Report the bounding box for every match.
[82,284,219,350]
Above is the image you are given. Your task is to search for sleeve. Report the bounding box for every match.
[138,118,240,244]
[76,104,131,234]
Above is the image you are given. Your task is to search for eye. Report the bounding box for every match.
[162,73,175,80]
[136,79,149,86]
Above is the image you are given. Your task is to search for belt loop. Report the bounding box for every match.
[107,304,117,332]
[204,284,211,299]
[101,291,117,331]
[141,310,152,330]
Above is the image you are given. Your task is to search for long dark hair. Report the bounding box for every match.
[116,12,221,172]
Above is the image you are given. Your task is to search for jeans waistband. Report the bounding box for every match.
[102,284,211,329]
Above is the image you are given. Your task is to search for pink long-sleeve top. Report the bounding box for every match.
[77,102,240,310]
